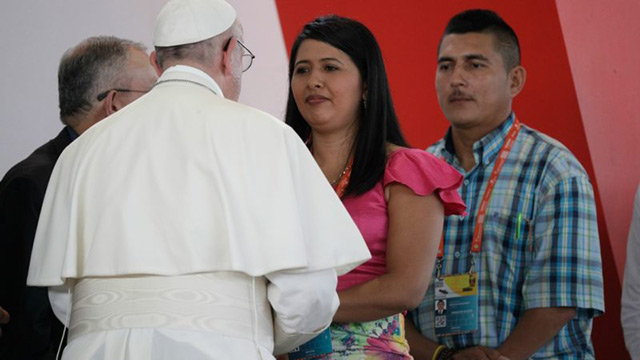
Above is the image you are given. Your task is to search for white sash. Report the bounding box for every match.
[68,272,273,350]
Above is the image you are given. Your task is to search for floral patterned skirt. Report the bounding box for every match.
[319,313,412,359]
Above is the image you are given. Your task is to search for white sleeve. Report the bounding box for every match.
[623,185,640,359]
[265,268,339,355]
[48,282,72,326]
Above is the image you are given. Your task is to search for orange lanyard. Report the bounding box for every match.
[437,118,521,272]
[306,136,353,199]
[333,157,353,198]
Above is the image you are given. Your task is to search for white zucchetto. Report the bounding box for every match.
[154,0,236,47]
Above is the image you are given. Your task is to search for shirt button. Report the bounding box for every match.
[454,251,460,258]
[464,179,470,185]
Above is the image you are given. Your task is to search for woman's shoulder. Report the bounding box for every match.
[383,144,466,215]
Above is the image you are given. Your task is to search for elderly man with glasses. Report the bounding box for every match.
[26,0,370,359]
[0,35,157,359]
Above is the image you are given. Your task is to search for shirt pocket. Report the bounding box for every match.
[483,211,534,279]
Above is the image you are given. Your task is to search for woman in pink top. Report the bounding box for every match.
[285,15,466,359]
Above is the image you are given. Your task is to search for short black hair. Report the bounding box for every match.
[285,15,407,196]
[440,9,521,70]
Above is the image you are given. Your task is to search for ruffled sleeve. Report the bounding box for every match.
[383,148,466,216]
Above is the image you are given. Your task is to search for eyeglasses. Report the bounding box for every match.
[223,38,256,72]
[237,40,255,72]
[96,88,148,101]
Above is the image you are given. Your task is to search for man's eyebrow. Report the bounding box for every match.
[437,56,454,63]
[437,54,491,63]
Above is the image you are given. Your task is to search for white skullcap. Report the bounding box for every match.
[154,0,237,47]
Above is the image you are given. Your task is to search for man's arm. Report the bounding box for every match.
[496,307,575,360]
[405,297,575,360]
[265,268,339,355]
[420,308,574,360]
[517,172,603,357]
[406,318,505,360]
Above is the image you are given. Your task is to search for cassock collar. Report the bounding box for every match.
[157,65,225,98]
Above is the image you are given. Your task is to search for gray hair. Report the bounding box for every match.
[58,36,146,126]
[154,22,240,69]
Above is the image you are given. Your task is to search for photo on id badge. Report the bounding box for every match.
[434,273,479,336]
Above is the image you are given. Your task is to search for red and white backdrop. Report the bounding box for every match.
[1,1,638,358]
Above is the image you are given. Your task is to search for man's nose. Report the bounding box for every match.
[450,66,467,87]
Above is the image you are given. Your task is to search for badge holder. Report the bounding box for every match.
[434,255,479,337]
[288,327,333,359]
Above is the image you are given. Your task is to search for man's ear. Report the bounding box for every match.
[221,38,237,76]
[150,51,163,76]
[103,90,119,116]
[509,65,527,98]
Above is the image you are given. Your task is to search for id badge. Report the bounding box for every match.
[288,327,333,359]
[434,272,479,336]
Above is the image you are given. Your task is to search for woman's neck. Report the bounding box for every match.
[311,130,355,184]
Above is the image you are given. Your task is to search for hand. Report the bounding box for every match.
[0,306,9,337]
[452,346,510,360]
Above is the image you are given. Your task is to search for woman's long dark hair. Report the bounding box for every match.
[285,15,408,197]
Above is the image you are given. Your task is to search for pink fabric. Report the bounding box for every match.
[337,148,465,291]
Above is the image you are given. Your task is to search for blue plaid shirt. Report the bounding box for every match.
[410,114,604,359]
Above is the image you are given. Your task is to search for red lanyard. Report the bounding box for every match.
[437,118,521,260]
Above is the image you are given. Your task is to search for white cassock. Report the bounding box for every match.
[27,65,371,360]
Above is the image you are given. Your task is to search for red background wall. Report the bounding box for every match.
[275,0,639,358]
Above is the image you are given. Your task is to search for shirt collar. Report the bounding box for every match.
[65,126,79,141]
[159,65,225,98]
[476,113,515,166]
[442,113,516,168]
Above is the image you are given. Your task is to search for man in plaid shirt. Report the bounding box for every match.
[407,9,604,360]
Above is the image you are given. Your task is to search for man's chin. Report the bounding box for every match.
[445,113,479,128]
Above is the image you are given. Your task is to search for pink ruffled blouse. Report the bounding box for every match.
[337,148,466,291]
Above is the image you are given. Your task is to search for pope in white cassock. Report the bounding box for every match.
[26,0,371,359]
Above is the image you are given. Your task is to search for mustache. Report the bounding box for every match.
[448,90,474,102]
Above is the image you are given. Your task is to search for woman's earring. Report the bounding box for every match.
[363,98,367,109]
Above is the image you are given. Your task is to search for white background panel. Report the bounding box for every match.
[0,0,288,175]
